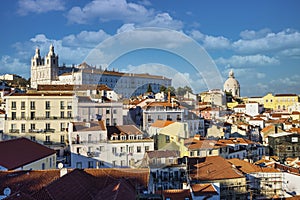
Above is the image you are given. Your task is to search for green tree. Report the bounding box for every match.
[146,84,153,93]
[159,85,167,93]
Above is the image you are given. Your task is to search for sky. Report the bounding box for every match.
[0,0,300,97]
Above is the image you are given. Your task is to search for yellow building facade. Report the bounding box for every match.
[263,93,299,111]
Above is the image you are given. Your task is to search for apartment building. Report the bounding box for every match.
[68,121,154,168]
[4,93,74,150]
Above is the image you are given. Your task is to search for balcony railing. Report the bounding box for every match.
[9,129,20,133]
[7,116,73,121]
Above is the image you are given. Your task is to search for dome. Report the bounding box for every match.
[224,69,240,97]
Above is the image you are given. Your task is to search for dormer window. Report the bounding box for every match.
[136,134,142,140]
[129,135,135,140]
[120,135,126,140]
[111,134,118,140]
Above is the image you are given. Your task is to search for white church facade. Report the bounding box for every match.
[30,45,172,98]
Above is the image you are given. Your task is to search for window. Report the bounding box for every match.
[137,146,141,153]
[145,146,149,152]
[42,163,45,170]
[113,109,117,114]
[76,162,82,169]
[60,123,65,131]
[60,101,65,109]
[45,123,51,130]
[88,134,92,143]
[21,101,25,110]
[112,147,117,154]
[60,111,64,118]
[129,146,134,153]
[121,160,125,167]
[60,135,65,144]
[21,124,25,133]
[30,112,35,120]
[120,146,125,153]
[113,118,117,126]
[67,111,72,118]
[99,146,104,152]
[67,101,72,109]
[11,101,16,110]
[112,161,116,167]
[30,101,35,110]
[30,136,36,141]
[11,112,16,120]
[166,135,170,143]
[30,123,35,130]
[45,101,50,109]
[88,161,94,168]
[45,135,50,142]
[106,118,110,126]
[45,111,50,119]
[106,109,110,114]
[21,112,25,119]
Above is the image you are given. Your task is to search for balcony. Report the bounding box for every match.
[29,129,43,133]
[44,128,55,133]
[43,141,53,145]
[87,151,100,157]
[9,129,20,133]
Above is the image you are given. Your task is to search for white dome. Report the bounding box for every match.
[224,70,240,97]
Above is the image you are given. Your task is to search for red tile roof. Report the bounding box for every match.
[151,120,174,128]
[0,170,61,198]
[1,168,150,200]
[191,183,218,196]
[157,189,192,200]
[188,156,244,181]
[0,138,56,170]
[228,158,279,174]
[72,121,106,132]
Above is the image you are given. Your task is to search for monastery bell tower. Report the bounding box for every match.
[30,45,59,89]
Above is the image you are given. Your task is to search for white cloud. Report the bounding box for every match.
[66,0,154,24]
[233,29,300,54]
[23,34,92,67]
[62,29,111,48]
[143,13,183,30]
[189,30,231,50]
[0,55,30,78]
[66,0,183,30]
[278,48,300,58]
[17,0,65,15]
[117,23,136,34]
[216,54,279,68]
[256,72,266,79]
[239,28,271,40]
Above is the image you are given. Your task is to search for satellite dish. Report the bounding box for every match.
[3,187,11,196]
[58,163,64,169]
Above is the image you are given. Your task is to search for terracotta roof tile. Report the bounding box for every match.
[157,189,192,200]
[72,121,106,132]
[228,158,279,174]
[0,170,60,197]
[191,183,218,196]
[151,120,175,128]
[0,138,56,170]
[188,156,244,181]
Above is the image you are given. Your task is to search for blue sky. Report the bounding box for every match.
[1,0,300,97]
